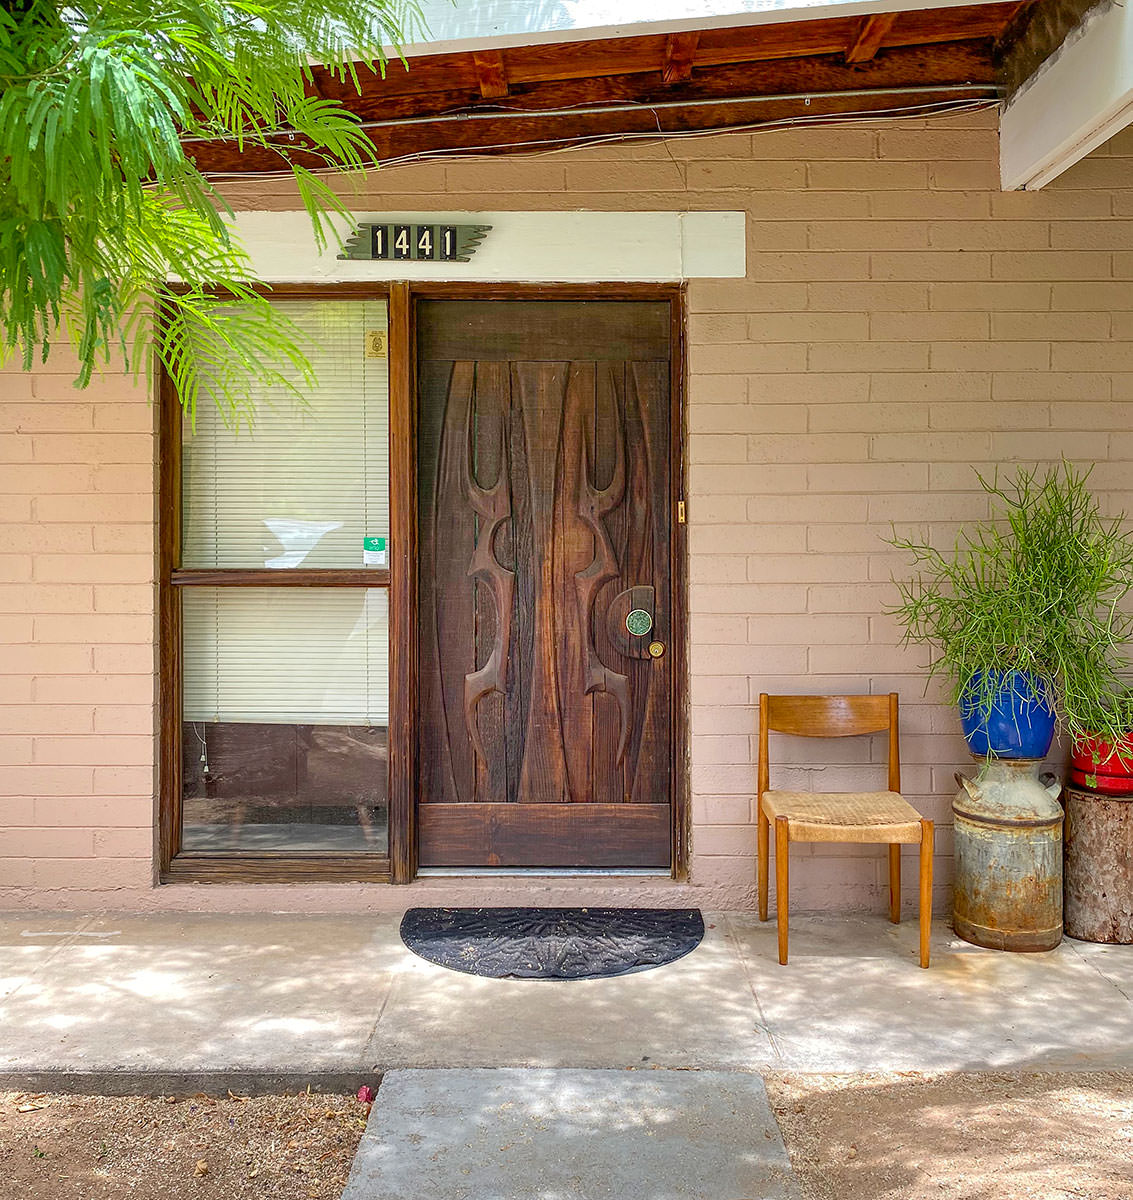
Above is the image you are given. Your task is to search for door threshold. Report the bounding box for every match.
[416,867,672,878]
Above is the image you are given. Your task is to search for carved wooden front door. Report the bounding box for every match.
[417,300,675,867]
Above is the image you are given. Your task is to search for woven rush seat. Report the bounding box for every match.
[761,790,924,844]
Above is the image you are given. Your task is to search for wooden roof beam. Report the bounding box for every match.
[302,6,1020,103]
[472,49,510,99]
[191,38,998,174]
[662,32,700,84]
[846,13,899,63]
[195,85,996,176]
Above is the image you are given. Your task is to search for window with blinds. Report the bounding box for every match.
[181,299,390,570]
[176,296,391,856]
[182,588,389,726]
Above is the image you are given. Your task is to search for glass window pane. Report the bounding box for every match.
[181,299,389,570]
[181,588,388,853]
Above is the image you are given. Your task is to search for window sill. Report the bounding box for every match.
[161,853,393,884]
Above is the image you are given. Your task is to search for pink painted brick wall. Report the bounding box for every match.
[679,117,1133,911]
[1,108,1132,911]
[0,350,156,900]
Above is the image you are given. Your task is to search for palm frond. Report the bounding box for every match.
[0,0,421,411]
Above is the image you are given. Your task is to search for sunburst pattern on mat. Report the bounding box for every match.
[399,907,705,980]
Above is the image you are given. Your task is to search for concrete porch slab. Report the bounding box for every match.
[365,915,775,1070]
[1063,936,1133,996]
[724,912,1133,1071]
[1,909,1132,1085]
[0,913,406,1073]
[341,1068,800,1200]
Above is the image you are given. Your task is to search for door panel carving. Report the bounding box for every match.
[417,301,673,867]
[460,364,515,772]
[574,365,630,771]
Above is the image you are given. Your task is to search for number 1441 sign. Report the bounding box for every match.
[338,222,491,263]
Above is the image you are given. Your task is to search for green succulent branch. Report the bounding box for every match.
[0,0,420,424]
[887,462,1133,749]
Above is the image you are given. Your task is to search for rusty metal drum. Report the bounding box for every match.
[1063,787,1133,943]
[953,758,1064,952]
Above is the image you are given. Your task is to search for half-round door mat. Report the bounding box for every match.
[400,907,705,980]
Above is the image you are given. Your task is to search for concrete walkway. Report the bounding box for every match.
[341,1069,801,1200]
[2,909,1132,1089]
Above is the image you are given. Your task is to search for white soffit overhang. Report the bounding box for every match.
[396,0,1009,56]
[216,211,746,283]
[1000,0,1133,191]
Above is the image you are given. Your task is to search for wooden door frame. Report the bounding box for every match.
[400,281,689,881]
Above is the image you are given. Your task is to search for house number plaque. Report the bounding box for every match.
[338,222,492,262]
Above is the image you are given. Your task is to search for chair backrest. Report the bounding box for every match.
[758,693,900,795]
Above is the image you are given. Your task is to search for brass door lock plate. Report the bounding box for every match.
[648,641,665,659]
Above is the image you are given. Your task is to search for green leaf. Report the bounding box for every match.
[0,0,421,414]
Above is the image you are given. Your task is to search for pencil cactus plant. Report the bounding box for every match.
[888,461,1133,755]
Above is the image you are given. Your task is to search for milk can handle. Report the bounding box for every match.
[954,771,980,801]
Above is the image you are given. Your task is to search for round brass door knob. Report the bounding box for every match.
[648,641,665,659]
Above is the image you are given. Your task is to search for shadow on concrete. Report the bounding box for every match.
[725,912,1133,1072]
[0,913,405,1073]
[365,916,775,1069]
[345,1068,800,1200]
[1,911,1133,1082]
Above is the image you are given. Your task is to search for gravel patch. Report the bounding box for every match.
[0,1090,372,1199]
[765,1070,1133,1200]
[3,1072,1131,1199]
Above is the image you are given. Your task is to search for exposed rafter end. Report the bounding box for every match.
[662,33,700,84]
[473,50,510,99]
[846,13,899,63]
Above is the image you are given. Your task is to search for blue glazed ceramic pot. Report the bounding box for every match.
[960,670,1056,758]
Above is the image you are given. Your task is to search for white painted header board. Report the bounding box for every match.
[212,211,746,283]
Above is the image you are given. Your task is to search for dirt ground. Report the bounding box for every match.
[0,1073,1130,1199]
[0,1090,370,1199]
[765,1070,1133,1200]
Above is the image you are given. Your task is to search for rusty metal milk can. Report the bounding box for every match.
[953,758,1064,951]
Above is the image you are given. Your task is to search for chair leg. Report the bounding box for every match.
[775,816,790,965]
[888,844,901,924]
[919,818,934,969]
[757,801,769,922]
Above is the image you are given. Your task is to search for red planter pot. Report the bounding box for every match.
[1070,733,1133,795]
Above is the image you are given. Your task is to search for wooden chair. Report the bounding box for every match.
[757,693,934,968]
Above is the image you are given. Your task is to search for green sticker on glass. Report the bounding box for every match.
[363,536,387,567]
[626,608,653,637]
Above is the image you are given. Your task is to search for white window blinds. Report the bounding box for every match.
[181,299,389,570]
[180,297,390,728]
[182,586,390,726]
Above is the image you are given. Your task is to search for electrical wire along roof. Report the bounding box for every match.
[189,1,1038,175]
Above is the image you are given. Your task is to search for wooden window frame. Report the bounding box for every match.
[159,282,409,884]
[158,280,687,884]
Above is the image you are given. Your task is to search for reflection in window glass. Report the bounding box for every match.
[181,588,388,852]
